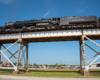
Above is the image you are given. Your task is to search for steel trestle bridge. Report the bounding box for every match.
[0,26,100,76]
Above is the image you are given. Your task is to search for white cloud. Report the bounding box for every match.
[43,12,49,18]
[0,0,19,4]
[67,59,70,61]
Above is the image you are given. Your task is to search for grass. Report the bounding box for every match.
[0,69,100,78]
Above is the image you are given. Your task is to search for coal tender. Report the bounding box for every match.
[60,16,97,25]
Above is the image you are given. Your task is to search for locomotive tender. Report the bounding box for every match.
[0,16,99,32]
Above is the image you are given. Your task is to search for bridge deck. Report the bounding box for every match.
[0,25,100,34]
[0,28,100,44]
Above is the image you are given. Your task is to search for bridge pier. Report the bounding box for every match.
[79,35,90,76]
[0,44,1,62]
[13,39,29,74]
[81,35,90,76]
[79,38,82,74]
[25,43,29,73]
[79,35,100,76]
[0,44,2,71]
[0,37,29,74]
[13,42,22,74]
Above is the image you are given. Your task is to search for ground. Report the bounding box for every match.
[0,69,100,78]
[0,75,100,80]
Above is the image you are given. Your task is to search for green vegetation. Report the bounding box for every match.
[33,63,68,68]
[29,69,79,71]
[0,61,3,64]
[0,69,100,78]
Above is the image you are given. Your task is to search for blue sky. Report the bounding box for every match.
[0,0,100,65]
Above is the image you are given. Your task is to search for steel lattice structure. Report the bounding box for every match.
[0,28,100,75]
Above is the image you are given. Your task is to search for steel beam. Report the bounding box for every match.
[0,67,14,69]
[20,47,26,65]
[4,46,24,63]
[25,43,28,71]
[85,36,100,47]
[79,38,82,71]
[0,29,100,42]
[82,35,89,76]
[89,67,100,69]
[0,40,20,69]
[16,43,21,71]
[82,36,87,68]
[21,46,26,66]
[84,36,100,71]
[88,55,100,67]
[87,52,100,64]
[0,44,1,62]
[20,40,28,46]
[0,50,15,67]
[2,45,24,67]
[3,40,19,54]
[85,43,99,54]
[85,43,100,64]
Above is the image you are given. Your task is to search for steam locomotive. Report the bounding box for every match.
[0,16,99,32]
[5,16,97,28]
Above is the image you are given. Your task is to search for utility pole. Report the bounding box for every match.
[61,59,62,65]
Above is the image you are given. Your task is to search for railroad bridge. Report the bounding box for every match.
[0,26,100,76]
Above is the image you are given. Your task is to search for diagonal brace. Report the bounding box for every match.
[20,48,26,62]
[85,43,99,54]
[0,39,19,56]
[88,55,100,67]
[85,43,100,63]
[3,45,25,66]
[85,36,100,47]
[4,45,24,63]
[0,50,15,67]
[2,44,17,59]
[16,43,21,71]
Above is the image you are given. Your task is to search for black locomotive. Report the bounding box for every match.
[0,16,98,32]
[5,18,59,28]
[5,16,97,28]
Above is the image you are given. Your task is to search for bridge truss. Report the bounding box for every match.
[0,28,100,75]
